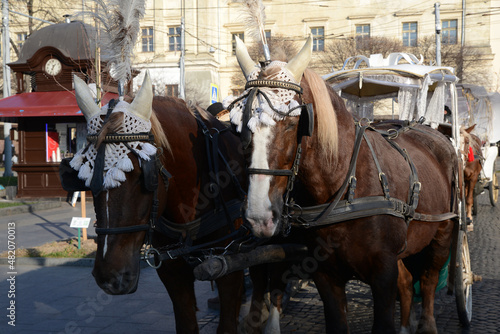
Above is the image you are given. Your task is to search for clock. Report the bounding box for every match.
[44,58,62,76]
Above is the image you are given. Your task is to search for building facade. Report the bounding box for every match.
[2,0,500,105]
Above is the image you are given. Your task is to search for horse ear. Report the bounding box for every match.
[235,36,258,79]
[465,124,476,133]
[285,36,313,82]
[74,75,101,122]
[130,71,153,121]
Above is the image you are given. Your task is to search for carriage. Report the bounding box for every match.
[322,52,475,328]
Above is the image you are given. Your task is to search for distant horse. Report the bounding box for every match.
[68,74,247,333]
[230,36,459,333]
[460,125,483,222]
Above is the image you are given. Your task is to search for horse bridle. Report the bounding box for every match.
[82,100,169,238]
[229,79,314,236]
[90,104,251,268]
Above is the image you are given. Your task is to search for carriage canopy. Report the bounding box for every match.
[324,52,460,143]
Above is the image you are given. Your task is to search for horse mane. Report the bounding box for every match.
[302,68,339,158]
[150,111,171,154]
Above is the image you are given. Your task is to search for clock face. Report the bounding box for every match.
[45,58,62,76]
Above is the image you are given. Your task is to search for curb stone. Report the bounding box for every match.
[0,257,94,267]
[0,200,62,216]
[0,257,151,268]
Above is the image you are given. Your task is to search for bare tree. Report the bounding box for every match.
[316,36,404,73]
[316,34,491,88]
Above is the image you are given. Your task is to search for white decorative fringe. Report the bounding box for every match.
[230,61,302,133]
[70,100,157,191]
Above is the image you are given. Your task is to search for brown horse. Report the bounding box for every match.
[70,74,247,333]
[460,125,483,222]
[230,37,459,333]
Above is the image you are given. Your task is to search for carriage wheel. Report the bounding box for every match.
[488,172,498,206]
[455,229,472,328]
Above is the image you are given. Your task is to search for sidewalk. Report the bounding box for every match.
[0,264,224,334]
[0,199,227,333]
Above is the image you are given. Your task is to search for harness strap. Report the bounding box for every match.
[245,79,303,94]
[153,199,243,241]
[383,137,421,218]
[95,224,150,235]
[193,109,241,233]
[89,100,116,196]
[363,132,390,199]
[315,124,368,225]
[293,196,457,228]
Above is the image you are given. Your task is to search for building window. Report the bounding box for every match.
[311,27,324,52]
[142,27,154,52]
[442,19,457,45]
[17,32,27,50]
[169,27,181,51]
[165,84,179,97]
[355,24,370,48]
[402,22,418,47]
[232,32,244,55]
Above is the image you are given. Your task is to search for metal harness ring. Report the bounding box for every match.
[144,247,162,269]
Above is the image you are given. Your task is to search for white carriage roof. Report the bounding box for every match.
[323,53,457,99]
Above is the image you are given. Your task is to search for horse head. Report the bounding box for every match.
[229,36,325,238]
[72,73,159,294]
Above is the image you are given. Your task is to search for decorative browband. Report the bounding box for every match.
[87,133,154,143]
[245,80,303,94]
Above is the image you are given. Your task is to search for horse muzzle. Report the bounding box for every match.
[92,261,141,295]
[244,197,283,238]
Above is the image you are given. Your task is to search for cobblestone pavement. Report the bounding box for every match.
[199,189,500,333]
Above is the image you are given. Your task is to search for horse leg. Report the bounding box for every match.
[264,262,290,334]
[313,271,349,334]
[369,257,398,334]
[416,270,439,334]
[397,260,416,334]
[156,259,199,334]
[242,264,269,334]
[215,270,244,334]
[417,225,453,334]
[464,169,474,222]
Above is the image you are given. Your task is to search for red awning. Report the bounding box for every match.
[0,91,118,119]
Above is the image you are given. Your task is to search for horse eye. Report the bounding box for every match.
[285,119,299,131]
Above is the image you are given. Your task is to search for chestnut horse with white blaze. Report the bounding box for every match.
[229,36,460,334]
[70,73,247,333]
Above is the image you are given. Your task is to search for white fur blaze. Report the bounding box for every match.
[245,126,277,238]
[264,304,281,334]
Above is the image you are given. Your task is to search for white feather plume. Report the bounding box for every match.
[89,0,146,83]
[243,0,270,60]
[243,0,267,44]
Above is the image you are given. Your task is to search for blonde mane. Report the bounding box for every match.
[150,111,171,155]
[302,69,338,158]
